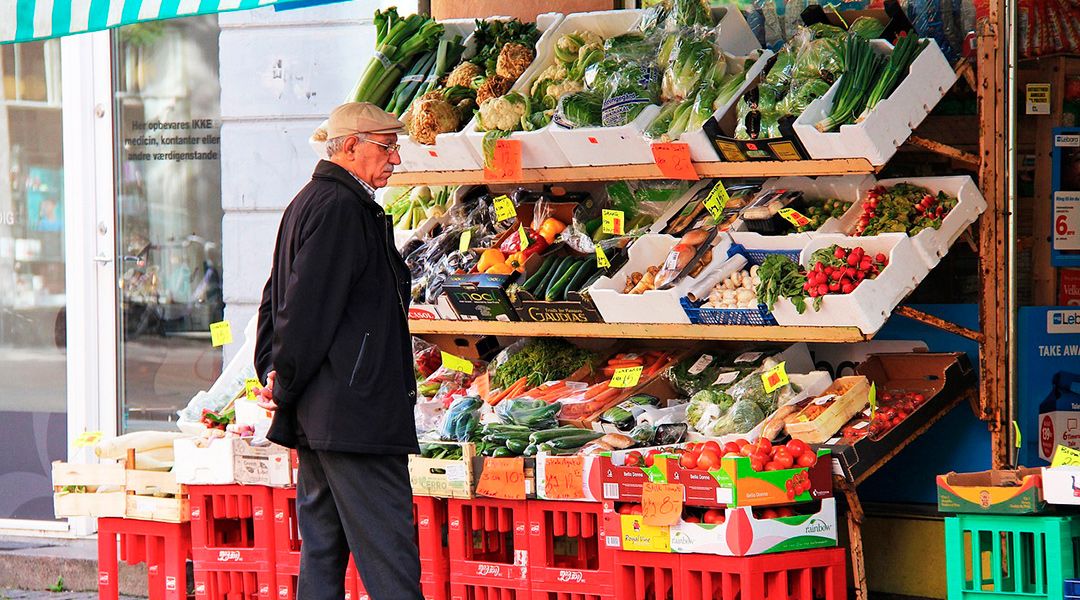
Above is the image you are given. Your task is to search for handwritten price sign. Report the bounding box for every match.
[475,457,527,499]
[542,456,585,499]
[595,245,611,268]
[492,195,516,222]
[602,209,625,235]
[610,366,643,388]
[651,143,698,180]
[641,482,683,526]
[761,361,789,393]
[484,139,523,181]
[441,352,474,375]
[703,180,730,221]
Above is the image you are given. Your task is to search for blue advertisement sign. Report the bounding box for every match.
[1018,306,1080,466]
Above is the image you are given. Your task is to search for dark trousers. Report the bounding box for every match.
[296,447,422,600]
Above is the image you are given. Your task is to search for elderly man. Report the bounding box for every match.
[254,102,421,600]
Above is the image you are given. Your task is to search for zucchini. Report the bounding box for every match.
[492,447,514,458]
[534,256,569,297]
[505,438,529,454]
[530,426,592,444]
[548,431,603,450]
[546,260,583,301]
[522,254,557,293]
[564,261,598,298]
[543,257,577,298]
[523,443,538,457]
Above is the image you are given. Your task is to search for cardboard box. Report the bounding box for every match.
[665,449,833,508]
[822,352,975,482]
[936,468,1046,514]
[173,438,293,487]
[535,453,604,502]
[409,442,477,499]
[596,449,672,503]
[669,498,838,556]
[602,507,673,553]
[701,66,812,162]
[1041,466,1080,505]
[472,456,537,500]
[443,273,521,322]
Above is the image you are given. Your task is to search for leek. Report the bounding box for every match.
[856,31,928,122]
[349,11,443,106]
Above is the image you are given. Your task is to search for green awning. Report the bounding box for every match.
[2,0,288,44]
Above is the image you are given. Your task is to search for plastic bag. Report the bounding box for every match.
[553,91,604,128]
[413,337,442,379]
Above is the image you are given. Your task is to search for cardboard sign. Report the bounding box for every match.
[210,321,233,347]
[519,225,530,250]
[475,457,526,499]
[484,139,523,181]
[74,431,103,448]
[778,208,811,228]
[651,143,698,180]
[602,210,625,235]
[642,481,683,526]
[703,181,729,220]
[244,378,261,401]
[542,456,585,499]
[761,362,789,393]
[1026,83,1050,115]
[492,195,516,222]
[459,229,473,253]
[595,245,611,268]
[1052,445,1080,467]
[868,382,877,416]
[441,352,474,375]
[610,366,643,388]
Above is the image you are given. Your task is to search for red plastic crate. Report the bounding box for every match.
[530,587,607,600]
[448,497,530,585]
[450,582,530,600]
[415,495,451,600]
[97,518,192,600]
[680,547,847,600]
[271,487,300,580]
[527,500,614,594]
[189,485,276,570]
[614,550,682,600]
[193,567,275,600]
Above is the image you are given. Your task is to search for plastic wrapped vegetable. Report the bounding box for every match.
[553,91,603,128]
[663,0,714,30]
[705,398,765,436]
[555,31,603,65]
[724,359,802,415]
[495,398,562,430]
[847,17,885,39]
[439,395,483,442]
[661,30,718,102]
[595,61,663,127]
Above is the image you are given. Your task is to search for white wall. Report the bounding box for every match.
[218,0,417,363]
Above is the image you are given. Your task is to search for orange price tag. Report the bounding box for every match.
[475,457,526,499]
[484,139,523,181]
[651,143,698,180]
[641,481,683,526]
[542,456,585,499]
[475,372,491,400]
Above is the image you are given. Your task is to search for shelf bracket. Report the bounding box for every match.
[895,306,984,342]
[955,58,977,92]
[906,135,981,168]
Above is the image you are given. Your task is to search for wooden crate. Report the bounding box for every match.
[786,376,871,444]
[52,461,127,518]
[409,442,477,499]
[125,469,189,523]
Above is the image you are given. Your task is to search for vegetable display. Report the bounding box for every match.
[384,185,455,231]
[852,183,958,236]
[350,9,444,107]
[803,245,888,308]
[491,338,596,390]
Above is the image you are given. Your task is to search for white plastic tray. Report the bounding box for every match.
[590,233,731,324]
[769,233,928,334]
[792,38,957,166]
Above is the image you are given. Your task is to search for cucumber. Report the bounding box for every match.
[534,256,568,297]
[492,447,514,458]
[546,260,583,301]
[529,426,591,444]
[542,257,575,298]
[548,431,603,450]
[505,438,529,454]
[564,261,598,298]
[523,443,538,457]
[522,254,557,293]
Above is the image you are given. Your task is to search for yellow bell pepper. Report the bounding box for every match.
[506,251,526,270]
[537,218,567,244]
[476,248,505,273]
[485,262,515,275]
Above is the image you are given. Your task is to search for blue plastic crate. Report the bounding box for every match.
[1066,579,1080,599]
[680,297,778,326]
[741,247,801,265]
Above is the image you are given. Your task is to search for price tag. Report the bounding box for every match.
[1052,445,1080,467]
[74,431,103,448]
[778,208,812,228]
[761,361,789,393]
[868,382,877,416]
[475,457,527,499]
[459,229,473,253]
[1013,420,1022,449]
[650,143,698,180]
[244,378,261,401]
[475,371,491,400]
[703,181,729,221]
[610,366,643,388]
[595,245,611,268]
[543,456,585,500]
[641,482,683,526]
[518,225,530,251]
[441,351,474,375]
[483,139,523,181]
[492,195,517,222]
[210,321,233,347]
[602,210,625,235]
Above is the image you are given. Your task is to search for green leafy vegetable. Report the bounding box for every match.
[492,339,596,389]
[755,254,808,314]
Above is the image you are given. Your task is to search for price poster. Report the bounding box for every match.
[1051,128,1080,266]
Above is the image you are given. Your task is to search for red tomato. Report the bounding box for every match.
[739,444,755,457]
[772,449,794,469]
[617,503,633,514]
[754,438,773,454]
[703,509,726,525]
[625,451,643,467]
[785,439,809,458]
[696,449,721,471]
[724,452,742,459]
[723,441,741,454]
[764,461,781,471]
[750,456,767,472]
[683,514,701,524]
[796,452,817,468]
[702,440,722,454]
[680,452,698,469]
[777,508,796,518]
[644,453,655,467]
[630,505,643,515]
[760,508,779,519]
[735,438,751,448]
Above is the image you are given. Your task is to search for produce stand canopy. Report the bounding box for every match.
[386,158,879,186]
[408,320,870,342]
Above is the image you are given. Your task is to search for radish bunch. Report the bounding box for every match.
[802,245,888,304]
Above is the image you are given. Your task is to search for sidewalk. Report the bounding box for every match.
[0,537,148,596]
[0,591,141,600]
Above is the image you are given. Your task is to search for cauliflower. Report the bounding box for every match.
[446,62,483,88]
[496,42,535,81]
[555,31,603,64]
[543,78,584,102]
[477,92,529,132]
[476,75,512,106]
[410,98,460,145]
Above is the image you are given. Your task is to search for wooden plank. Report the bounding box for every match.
[906,135,981,167]
[386,158,878,186]
[125,496,190,523]
[408,320,869,342]
[1029,56,1068,304]
[52,461,125,488]
[126,470,184,496]
[894,306,984,341]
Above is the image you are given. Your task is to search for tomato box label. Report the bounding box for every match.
[665,450,833,508]
[937,468,1045,514]
[597,451,670,503]
[669,498,838,556]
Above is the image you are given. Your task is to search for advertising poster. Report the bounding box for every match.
[1052,128,1080,266]
[1018,306,1080,465]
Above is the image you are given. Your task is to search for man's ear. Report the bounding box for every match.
[343,136,358,155]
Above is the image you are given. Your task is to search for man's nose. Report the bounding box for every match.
[388,150,401,166]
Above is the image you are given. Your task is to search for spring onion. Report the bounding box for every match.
[856,31,928,122]
[814,33,885,133]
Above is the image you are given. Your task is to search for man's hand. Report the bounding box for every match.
[256,371,278,412]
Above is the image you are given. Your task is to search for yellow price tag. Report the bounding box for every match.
[703,180,730,221]
[441,351,474,375]
[245,378,261,401]
[459,229,473,253]
[602,210,625,235]
[761,361,789,393]
[1052,445,1080,467]
[493,195,516,222]
[1013,420,1022,449]
[210,321,233,347]
[519,225,529,250]
[74,431,103,448]
[610,366,643,388]
[778,208,812,228]
[868,382,877,416]
[595,245,611,269]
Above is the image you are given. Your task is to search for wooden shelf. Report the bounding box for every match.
[387,158,877,186]
[408,319,870,342]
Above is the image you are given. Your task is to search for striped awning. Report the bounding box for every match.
[2,0,287,44]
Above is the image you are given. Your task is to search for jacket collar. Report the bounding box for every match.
[312,160,382,212]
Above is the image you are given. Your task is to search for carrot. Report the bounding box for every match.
[506,377,529,399]
[583,381,610,400]
[606,359,644,368]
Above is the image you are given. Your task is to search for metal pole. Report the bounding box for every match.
[1005,0,1019,466]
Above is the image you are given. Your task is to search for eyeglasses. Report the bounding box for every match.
[360,137,400,154]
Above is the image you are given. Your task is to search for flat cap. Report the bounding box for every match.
[326,102,405,138]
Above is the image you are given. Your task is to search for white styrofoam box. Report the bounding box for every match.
[669,497,838,556]
[1042,467,1080,505]
[378,184,461,249]
[173,437,293,486]
[408,294,460,321]
[793,39,957,166]
[728,230,812,255]
[681,50,772,162]
[771,233,928,334]
[590,233,732,324]
[222,211,283,305]
[756,174,877,235]
[222,120,323,211]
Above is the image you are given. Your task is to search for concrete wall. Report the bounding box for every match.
[218,0,416,363]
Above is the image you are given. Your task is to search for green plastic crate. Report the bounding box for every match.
[945,514,1080,600]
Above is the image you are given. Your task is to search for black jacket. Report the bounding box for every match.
[255,160,418,454]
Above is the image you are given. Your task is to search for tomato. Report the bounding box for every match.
[625,451,644,467]
[702,440,722,454]
[777,508,796,518]
[764,461,781,471]
[760,508,779,520]
[723,441,741,455]
[750,456,767,472]
[683,514,701,524]
[785,439,809,458]
[644,450,660,467]
[797,452,817,468]
[679,452,698,469]
[913,393,926,405]
[754,438,773,454]
[617,503,633,514]
[703,509,726,525]
[696,449,721,471]
[724,451,742,459]
[772,449,794,469]
[735,438,751,448]
[739,444,756,457]
[630,504,643,515]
